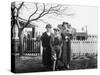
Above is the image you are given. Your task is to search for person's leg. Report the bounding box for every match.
[58,45,67,69]
[56,51,59,70]
[42,49,47,66]
[56,46,62,70]
[52,48,57,71]
[46,49,53,70]
[66,41,71,69]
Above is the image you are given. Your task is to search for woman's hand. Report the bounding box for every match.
[65,36,69,42]
[65,36,68,39]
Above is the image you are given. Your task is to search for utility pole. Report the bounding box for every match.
[86,25,88,34]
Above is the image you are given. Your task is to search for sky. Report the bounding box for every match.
[17,2,98,35]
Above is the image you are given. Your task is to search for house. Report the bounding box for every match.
[19,20,37,38]
[12,18,38,40]
[73,32,88,40]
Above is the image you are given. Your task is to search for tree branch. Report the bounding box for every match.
[37,19,49,24]
[16,2,24,18]
[15,3,71,31]
[18,16,28,22]
[17,2,24,12]
[30,3,46,21]
[21,3,46,30]
[30,4,62,21]
[28,3,38,20]
[38,5,61,18]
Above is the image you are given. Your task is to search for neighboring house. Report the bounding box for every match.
[73,32,88,40]
[12,19,38,40]
[12,19,38,53]
[19,20,36,39]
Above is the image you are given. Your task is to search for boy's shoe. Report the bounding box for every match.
[67,64,70,69]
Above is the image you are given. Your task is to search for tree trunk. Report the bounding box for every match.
[17,19,30,56]
[18,29,24,56]
[18,21,30,56]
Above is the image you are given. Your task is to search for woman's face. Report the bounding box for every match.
[46,28,51,32]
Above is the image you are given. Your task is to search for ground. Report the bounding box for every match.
[15,55,97,73]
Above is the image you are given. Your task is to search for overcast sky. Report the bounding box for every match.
[17,2,98,35]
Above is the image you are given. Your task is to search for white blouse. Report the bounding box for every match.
[46,32,51,36]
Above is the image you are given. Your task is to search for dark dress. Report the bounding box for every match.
[41,32,53,67]
[61,31,73,66]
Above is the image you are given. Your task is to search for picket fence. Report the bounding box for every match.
[13,37,97,56]
[71,39,97,56]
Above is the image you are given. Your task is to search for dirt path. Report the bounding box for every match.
[15,56,97,73]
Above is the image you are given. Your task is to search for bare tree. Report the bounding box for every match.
[11,2,74,56]
[11,2,24,56]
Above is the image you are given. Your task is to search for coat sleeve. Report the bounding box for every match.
[69,34,73,40]
[60,36,63,47]
[61,33,65,40]
[50,35,54,48]
[41,33,46,47]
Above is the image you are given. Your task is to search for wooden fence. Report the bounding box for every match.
[12,37,97,56]
[71,39,98,56]
[12,38,41,56]
[23,38,41,56]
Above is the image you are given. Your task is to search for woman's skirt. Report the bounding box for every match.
[61,40,71,66]
[42,47,52,67]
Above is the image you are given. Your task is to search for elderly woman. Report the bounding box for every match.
[41,24,53,69]
[61,22,73,69]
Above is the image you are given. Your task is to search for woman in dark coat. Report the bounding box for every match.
[41,24,53,69]
[61,22,73,69]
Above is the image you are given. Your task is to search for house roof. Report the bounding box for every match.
[75,32,88,36]
[18,18,38,28]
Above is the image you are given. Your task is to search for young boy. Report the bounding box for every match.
[50,28,63,71]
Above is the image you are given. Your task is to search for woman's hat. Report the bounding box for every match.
[45,24,52,28]
[62,21,69,26]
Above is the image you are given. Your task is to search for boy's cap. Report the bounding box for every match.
[62,21,69,26]
[53,28,60,31]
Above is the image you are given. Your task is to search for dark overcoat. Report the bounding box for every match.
[41,32,53,67]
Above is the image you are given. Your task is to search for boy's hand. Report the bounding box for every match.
[52,53,57,61]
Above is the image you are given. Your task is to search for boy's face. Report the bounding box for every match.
[54,30,59,34]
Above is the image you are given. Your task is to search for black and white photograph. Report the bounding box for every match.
[11,1,98,73]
